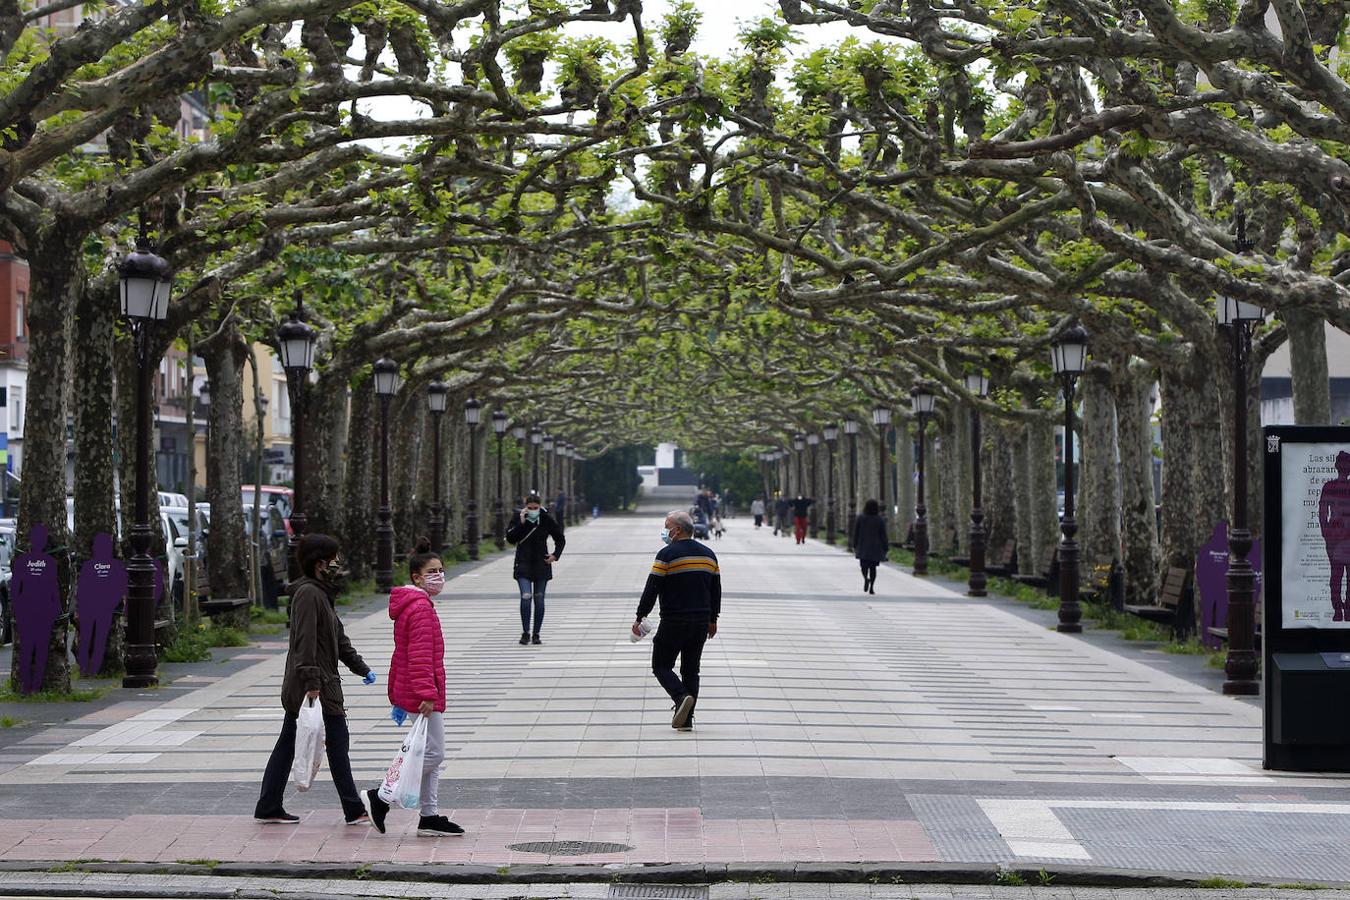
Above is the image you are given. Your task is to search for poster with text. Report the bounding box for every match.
[1280,441,1350,628]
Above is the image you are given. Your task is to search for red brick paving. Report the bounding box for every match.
[0,809,938,865]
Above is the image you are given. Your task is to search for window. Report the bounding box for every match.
[11,386,21,432]
[14,291,24,339]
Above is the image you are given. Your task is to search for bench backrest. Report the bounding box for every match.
[1041,544,1058,575]
[1159,566,1190,608]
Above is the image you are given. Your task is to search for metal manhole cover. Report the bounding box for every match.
[506,840,633,855]
[608,887,709,900]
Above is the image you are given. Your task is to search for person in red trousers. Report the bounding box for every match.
[365,537,462,837]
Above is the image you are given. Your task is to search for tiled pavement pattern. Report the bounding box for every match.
[1,496,1349,883]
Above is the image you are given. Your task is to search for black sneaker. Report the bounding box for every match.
[417,815,465,837]
[676,714,695,733]
[531,633,542,645]
[519,631,529,645]
[255,810,299,824]
[671,693,695,729]
[365,789,389,834]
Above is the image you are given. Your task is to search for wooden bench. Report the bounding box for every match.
[1013,545,1059,595]
[1125,566,1194,639]
[952,542,1014,575]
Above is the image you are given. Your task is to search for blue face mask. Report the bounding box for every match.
[660,528,672,545]
[526,509,541,523]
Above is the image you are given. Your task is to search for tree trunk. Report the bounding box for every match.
[72,276,122,674]
[1114,361,1160,609]
[985,423,1017,559]
[1026,413,1060,571]
[952,406,972,557]
[1284,310,1331,424]
[1013,423,1034,570]
[342,375,375,580]
[305,367,348,537]
[896,424,914,545]
[1080,369,1121,576]
[390,390,420,555]
[12,240,83,693]
[201,322,251,602]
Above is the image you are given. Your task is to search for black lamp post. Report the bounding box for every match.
[824,424,839,545]
[1217,243,1264,694]
[465,398,482,561]
[792,434,805,498]
[911,386,937,577]
[512,423,527,506]
[871,406,891,522]
[564,443,576,526]
[807,433,821,539]
[277,299,318,586]
[493,410,508,549]
[542,434,554,503]
[373,358,401,593]
[1052,324,1090,633]
[844,420,859,551]
[119,235,173,689]
[964,370,991,597]
[529,427,542,494]
[426,382,448,553]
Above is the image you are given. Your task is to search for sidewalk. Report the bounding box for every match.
[0,507,1347,886]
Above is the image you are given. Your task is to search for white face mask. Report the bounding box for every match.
[419,572,445,597]
[660,528,673,545]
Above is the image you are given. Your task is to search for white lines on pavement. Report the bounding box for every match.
[979,797,1350,862]
[24,707,201,768]
[27,752,161,766]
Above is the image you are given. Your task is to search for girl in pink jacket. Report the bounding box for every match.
[365,538,462,837]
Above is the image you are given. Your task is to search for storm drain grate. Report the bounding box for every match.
[506,840,633,855]
[607,886,709,899]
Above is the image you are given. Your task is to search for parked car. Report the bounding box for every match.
[159,491,190,509]
[241,486,294,537]
[162,506,213,610]
[0,523,13,645]
[244,504,289,608]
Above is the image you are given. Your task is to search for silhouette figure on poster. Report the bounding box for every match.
[1318,450,1350,622]
[75,533,127,677]
[13,524,59,694]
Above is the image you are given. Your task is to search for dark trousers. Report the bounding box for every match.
[753,514,763,527]
[256,709,364,820]
[651,616,709,703]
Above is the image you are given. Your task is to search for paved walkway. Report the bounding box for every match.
[1,500,1348,885]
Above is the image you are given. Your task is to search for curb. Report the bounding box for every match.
[1,860,1345,891]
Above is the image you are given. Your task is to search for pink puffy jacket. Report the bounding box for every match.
[387,585,446,713]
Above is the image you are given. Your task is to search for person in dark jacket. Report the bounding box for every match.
[853,499,889,594]
[255,533,375,825]
[789,495,814,545]
[634,509,721,732]
[506,492,566,645]
[773,493,790,536]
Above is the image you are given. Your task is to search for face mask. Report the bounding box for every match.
[419,572,445,597]
[660,529,672,545]
[526,509,541,523]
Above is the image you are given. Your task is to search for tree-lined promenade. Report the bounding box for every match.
[3,0,1346,695]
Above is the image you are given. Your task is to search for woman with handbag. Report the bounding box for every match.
[255,533,375,825]
[506,492,566,645]
[365,537,462,837]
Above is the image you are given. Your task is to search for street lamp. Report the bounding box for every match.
[119,235,173,689]
[872,405,891,522]
[910,385,937,577]
[823,423,839,545]
[844,419,859,551]
[426,382,448,553]
[964,370,991,597]
[492,410,508,549]
[464,398,482,561]
[541,433,555,504]
[529,426,542,495]
[1051,324,1090,633]
[276,298,318,586]
[792,434,805,499]
[373,357,401,593]
[807,433,821,539]
[1218,220,1264,695]
[512,423,527,506]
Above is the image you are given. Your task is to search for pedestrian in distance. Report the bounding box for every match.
[365,537,462,837]
[790,495,814,545]
[773,493,790,537]
[634,509,721,732]
[255,533,376,825]
[853,499,889,595]
[750,496,765,528]
[506,492,566,645]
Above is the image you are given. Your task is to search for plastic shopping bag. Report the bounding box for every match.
[377,714,427,809]
[291,697,325,791]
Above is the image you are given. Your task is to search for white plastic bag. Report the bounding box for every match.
[378,714,427,809]
[291,697,325,791]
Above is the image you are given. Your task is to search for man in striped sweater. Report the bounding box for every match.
[633,509,722,731]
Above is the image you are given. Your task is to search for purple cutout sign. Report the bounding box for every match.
[75,533,127,677]
[12,524,60,694]
[1196,521,1264,649]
